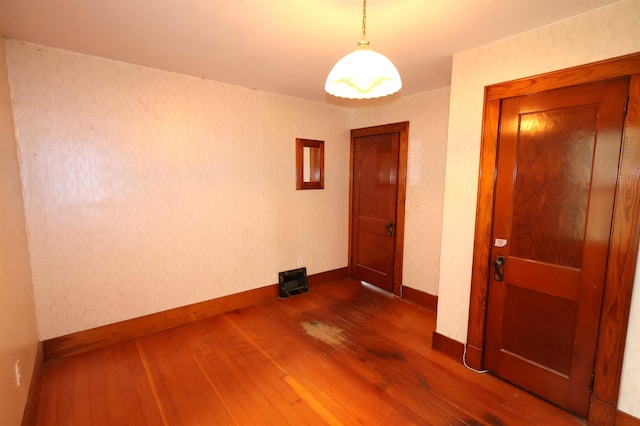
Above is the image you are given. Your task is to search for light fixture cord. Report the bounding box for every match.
[361,0,367,41]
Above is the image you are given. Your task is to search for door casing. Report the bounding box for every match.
[349,122,409,296]
[467,53,640,424]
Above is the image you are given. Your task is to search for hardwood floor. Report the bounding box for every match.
[34,278,584,425]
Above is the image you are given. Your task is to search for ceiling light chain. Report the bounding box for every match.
[324,0,402,99]
[361,0,367,42]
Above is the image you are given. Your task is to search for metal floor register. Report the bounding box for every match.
[279,267,309,298]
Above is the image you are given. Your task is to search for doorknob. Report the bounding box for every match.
[493,256,505,281]
[386,222,394,237]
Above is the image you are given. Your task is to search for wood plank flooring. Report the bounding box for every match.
[34,278,585,425]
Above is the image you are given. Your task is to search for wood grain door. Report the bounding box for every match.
[484,78,628,417]
[351,130,400,293]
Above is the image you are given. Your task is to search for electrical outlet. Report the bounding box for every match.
[14,360,21,387]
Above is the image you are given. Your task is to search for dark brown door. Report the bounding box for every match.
[351,129,400,293]
[484,78,628,417]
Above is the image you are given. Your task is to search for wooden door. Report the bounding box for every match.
[484,78,628,417]
[350,123,407,293]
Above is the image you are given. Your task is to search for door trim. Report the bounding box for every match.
[467,52,640,423]
[349,122,409,296]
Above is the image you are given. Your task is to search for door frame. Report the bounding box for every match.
[467,53,640,424]
[349,122,409,296]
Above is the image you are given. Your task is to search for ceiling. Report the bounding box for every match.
[0,0,621,105]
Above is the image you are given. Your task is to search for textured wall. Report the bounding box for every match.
[619,252,640,415]
[352,87,450,296]
[437,0,640,417]
[0,37,39,426]
[6,41,352,340]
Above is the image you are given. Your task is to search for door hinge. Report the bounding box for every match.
[590,372,595,391]
[352,143,356,153]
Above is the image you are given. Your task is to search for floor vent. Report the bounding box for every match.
[279,267,309,298]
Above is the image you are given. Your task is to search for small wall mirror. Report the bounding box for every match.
[296,138,324,190]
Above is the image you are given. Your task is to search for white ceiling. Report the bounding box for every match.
[0,0,621,105]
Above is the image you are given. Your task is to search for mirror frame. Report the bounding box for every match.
[296,138,324,190]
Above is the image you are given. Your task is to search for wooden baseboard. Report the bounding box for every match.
[21,342,44,426]
[44,267,349,360]
[616,410,640,426]
[432,331,464,362]
[307,267,349,285]
[401,286,437,311]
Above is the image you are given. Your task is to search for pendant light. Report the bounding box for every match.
[325,0,402,99]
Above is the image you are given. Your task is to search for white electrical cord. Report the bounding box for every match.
[463,344,489,374]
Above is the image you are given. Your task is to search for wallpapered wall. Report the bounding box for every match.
[436,0,640,416]
[0,38,39,426]
[7,1,640,417]
[6,41,352,341]
[352,87,450,296]
[621,263,640,415]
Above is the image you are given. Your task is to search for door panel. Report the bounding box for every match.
[509,107,595,268]
[351,133,399,292]
[484,78,628,417]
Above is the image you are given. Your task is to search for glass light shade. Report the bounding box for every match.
[325,43,402,99]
